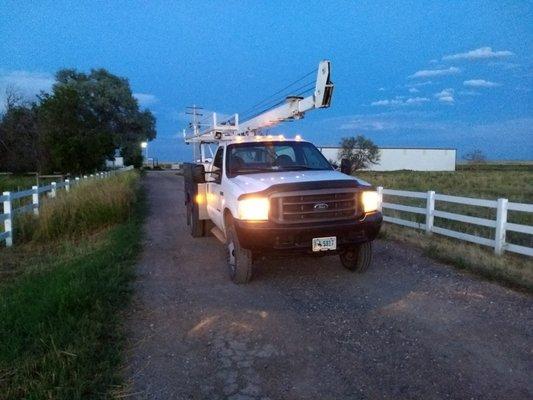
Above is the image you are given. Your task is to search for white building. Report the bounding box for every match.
[318,147,456,171]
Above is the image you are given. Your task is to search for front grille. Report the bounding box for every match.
[270,189,360,223]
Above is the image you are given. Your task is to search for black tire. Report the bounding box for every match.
[340,242,373,272]
[226,223,253,284]
[188,196,205,238]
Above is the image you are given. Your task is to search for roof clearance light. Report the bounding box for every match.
[295,134,302,141]
[278,135,284,140]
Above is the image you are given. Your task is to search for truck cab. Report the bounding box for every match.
[184,136,382,283]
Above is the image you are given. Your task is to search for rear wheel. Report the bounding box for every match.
[187,195,205,237]
[340,242,373,272]
[226,222,253,284]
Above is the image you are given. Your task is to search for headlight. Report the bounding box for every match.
[361,191,379,213]
[238,198,269,221]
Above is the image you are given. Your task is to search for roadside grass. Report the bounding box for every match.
[0,171,143,399]
[15,172,139,242]
[379,224,533,292]
[356,166,533,291]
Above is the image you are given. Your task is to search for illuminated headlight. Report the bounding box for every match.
[238,198,269,221]
[361,191,379,213]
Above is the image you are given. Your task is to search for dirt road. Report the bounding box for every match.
[124,171,532,400]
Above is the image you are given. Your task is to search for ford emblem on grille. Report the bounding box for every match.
[313,202,329,210]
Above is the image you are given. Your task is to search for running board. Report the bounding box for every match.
[211,226,226,244]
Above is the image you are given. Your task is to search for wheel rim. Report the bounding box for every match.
[228,240,236,273]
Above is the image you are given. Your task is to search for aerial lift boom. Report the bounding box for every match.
[184,60,333,152]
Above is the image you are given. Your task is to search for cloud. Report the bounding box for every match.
[133,92,158,106]
[408,87,419,93]
[370,97,429,107]
[434,88,454,104]
[443,46,514,61]
[371,99,402,106]
[409,67,460,79]
[463,79,501,88]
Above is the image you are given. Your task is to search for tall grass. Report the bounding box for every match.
[16,172,139,242]
[0,170,143,399]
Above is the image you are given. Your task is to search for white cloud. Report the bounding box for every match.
[378,87,386,91]
[443,46,514,61]
[133,92,158,106]
[408,87,419,93]
[463,79,501,88]
[409,81,433,87]
[434,88,454,104]
[371,99,402,106]
[370,97,429,107]
[405,97,429,105]
[409,67,460,79]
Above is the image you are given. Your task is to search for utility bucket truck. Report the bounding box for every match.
[183,60,382,283]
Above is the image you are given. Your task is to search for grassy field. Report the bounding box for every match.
[0,171,143,399]
[357,164,533,291]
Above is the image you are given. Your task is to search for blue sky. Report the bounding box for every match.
[1,1,532,161]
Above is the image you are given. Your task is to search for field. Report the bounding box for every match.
[357,164,533,291]
[0,171,143,399]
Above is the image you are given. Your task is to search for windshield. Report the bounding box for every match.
[226,141,333,177]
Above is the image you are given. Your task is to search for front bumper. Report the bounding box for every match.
[233,212,382,253]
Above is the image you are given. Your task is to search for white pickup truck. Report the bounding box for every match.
[183,137,382,283]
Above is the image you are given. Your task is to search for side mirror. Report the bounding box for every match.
[340,158,352,175]
[192,164,206,183]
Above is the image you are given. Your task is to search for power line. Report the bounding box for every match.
[238,81,316,122]
[237,68,317,118]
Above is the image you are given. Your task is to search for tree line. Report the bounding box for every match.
[0,68,156,174]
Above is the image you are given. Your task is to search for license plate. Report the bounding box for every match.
[312,236,337,252]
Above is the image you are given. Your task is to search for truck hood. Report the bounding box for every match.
[229,170,370,193]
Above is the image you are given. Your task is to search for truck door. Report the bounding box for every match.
[206,146,224,229]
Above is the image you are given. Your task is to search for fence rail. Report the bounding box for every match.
[1,166,134,247]
[377,187,533,257]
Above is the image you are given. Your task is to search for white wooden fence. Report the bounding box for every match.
[1,166,134,247]
[377,187,533,257]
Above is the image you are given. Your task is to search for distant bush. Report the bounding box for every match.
[16,172,139,242]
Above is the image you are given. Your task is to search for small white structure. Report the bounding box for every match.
[318,147,456,171]
[106,156,124,169]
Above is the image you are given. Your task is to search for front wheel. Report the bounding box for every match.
[340,242,373,273]
[226,224,253,284]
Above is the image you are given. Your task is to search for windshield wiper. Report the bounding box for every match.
[277,165,328,171]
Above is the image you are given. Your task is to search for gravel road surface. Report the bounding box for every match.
[124,171,532,400]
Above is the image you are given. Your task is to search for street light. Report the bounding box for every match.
[141,142,148,165]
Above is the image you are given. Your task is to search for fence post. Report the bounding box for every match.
[3,191,13,247]
[32,186,39,216]
[495,198,508,255]
[65,179,70,192]
[425,191,435,234]
[376,186,383,212]
[50,182,57,198]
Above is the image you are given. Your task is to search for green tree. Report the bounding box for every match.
[338,135,380,172]
[39,68,156,173]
